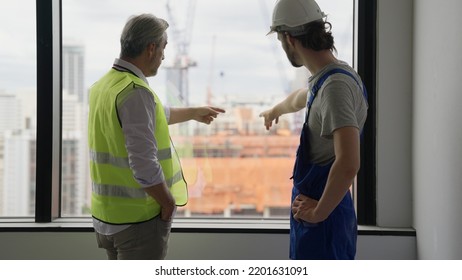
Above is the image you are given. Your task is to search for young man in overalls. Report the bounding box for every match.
[260,0,368,259]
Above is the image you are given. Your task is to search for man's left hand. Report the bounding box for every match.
[291,194,321,223]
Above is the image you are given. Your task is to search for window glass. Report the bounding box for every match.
[61,0,354,218]
[0,0,37,217]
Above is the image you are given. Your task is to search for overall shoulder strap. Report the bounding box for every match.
[305,68,368,124]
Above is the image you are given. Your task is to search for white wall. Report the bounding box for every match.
[413,0,462,259]
[376,0,414,227]
[375,0,462,259]
[0,231,416,260]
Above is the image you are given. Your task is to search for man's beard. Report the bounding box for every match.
[287,52,303,68]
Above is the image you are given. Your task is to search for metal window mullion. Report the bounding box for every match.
[356,0,377,225]
[35,0,62,223]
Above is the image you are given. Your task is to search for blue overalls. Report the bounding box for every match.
[289,68,368,260]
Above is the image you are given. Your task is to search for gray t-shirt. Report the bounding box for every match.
[305,61,368,165]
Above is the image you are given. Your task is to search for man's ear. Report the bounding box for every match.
[147,43,157,57]
[284,32,296,48]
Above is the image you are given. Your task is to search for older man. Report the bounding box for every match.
[88,14,224,260]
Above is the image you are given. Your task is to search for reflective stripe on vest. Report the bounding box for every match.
[92,170,184,198]
[89,148,172,169]
[88,68,188,224]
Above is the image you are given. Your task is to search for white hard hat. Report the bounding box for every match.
[267,0,326,35]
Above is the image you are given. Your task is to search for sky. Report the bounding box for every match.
[0,0,354,106]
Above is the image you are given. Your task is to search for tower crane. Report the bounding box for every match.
[259,0,290,95]
[165,0,197,106]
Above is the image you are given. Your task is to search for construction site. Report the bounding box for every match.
[164,0,303,218]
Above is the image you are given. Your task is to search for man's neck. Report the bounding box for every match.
[304,50,337,75]
[120,56,149,77]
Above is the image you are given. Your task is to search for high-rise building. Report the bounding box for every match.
[61,41,90,216]
[2,129,35,216]
[0,93,23,216]
[62,89,87,215]
[63,42,85,102]
[0,94,22,132]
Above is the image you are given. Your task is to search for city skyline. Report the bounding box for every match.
[1,0,354,101]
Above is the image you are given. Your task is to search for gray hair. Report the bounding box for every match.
[120,14,169,58]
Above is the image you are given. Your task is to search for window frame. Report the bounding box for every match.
[30,0,376,228]
[355,0,377,225]
[35,0,62,222]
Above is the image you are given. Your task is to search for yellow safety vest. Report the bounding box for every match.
[88,68,187,224]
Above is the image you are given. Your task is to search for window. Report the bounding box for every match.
[0,0,36,217]
[2,0,376,226]
[61,0,356,220]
